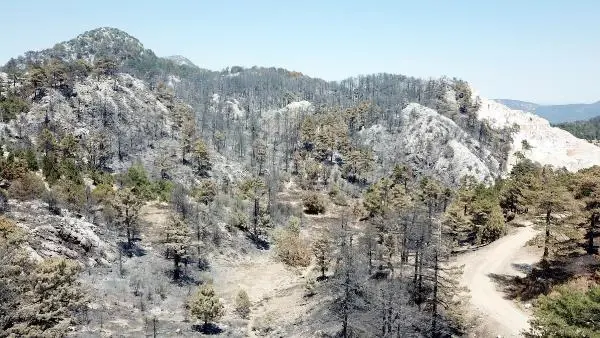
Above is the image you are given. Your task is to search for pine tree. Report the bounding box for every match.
[192,139,211,176]
[28,66,47,100]
[343,148,374,183]
[252,139,267,176]
[9,258,85,337]
[112,188,143,249]
[180,115,196,164]
[392,164,412,192]
[164,215,193,281]
[312,230,333,279]
[441,200,471,245]
[188,284,224,326]
[93,57,118,78]
[529,167,579,261]
[575,166,600,254]
[479,204,505,244]
[239,176,269,241]
[234,289,251,319]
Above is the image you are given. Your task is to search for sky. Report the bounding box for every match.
[0,0,598,104]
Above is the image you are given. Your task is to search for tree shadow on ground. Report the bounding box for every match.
[118,240,147,257]
[245,233,270,250]
[197,256,210,271]
[164,269,200,286]
[192,323,223,335]
[488,253,600,302]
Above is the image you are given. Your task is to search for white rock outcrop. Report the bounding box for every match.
[360,103,499,184]
[475,95,600,172]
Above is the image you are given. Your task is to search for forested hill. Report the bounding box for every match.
[1,27,519,186]
[554,115,600,141]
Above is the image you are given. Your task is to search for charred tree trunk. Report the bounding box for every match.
[543,210,551,260]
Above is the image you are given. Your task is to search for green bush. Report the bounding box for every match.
[192,179,217,205]
[0,94,29,122]
[302,192,326,215]
[8,172,46,201]
[234,289,251,319]
[328,184,348,206]
[529,285,600,337]
[0,155,27,181]
[54,179,86,211]
[228,210,248,231]
[90,170,114,186]
[121,163,154,200]
[91,183,114,204]
[10,148,39,172]
[273,217,310,267]
[152,179,174,202]
[42,153,61,184]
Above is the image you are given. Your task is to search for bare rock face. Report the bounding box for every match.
[475,94,600,172]
[7,200,115,266]
[359,103,499,185]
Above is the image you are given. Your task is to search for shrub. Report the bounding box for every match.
[90,170,114,186]
[234,289,251,319]
[54,179,86,211]
[188,284,224,326]
[328,184,347,206]
[302,192,326,215]
[8,172,46,201]
[304,276,316,297]
[153,179,174,202]
[43,190,61,215]
[11,148,39,171]
[273,217,310,267]
[192,179,217,205]
[228,210,248,231]
[91,183,115,205]
[0,155,27,181]
[121,163,154,200]
[529,285,600,337]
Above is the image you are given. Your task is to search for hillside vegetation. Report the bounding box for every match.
[555,116,600,142]
[0,27,599,337]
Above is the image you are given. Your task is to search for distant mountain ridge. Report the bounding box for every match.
[494,99,539,112]
[495,99,600,123]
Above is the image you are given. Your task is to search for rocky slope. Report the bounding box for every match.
[476,95,600,172]
[5,198,115,267]
[166,55,198,68]
[360,103,498,184]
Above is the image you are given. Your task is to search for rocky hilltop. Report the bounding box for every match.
[477,94,600,172]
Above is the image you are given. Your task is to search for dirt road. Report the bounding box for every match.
[455,225,540,337]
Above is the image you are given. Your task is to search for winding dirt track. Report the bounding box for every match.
[455,225,540,337]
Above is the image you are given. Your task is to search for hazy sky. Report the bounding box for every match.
[1,0,598,104]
